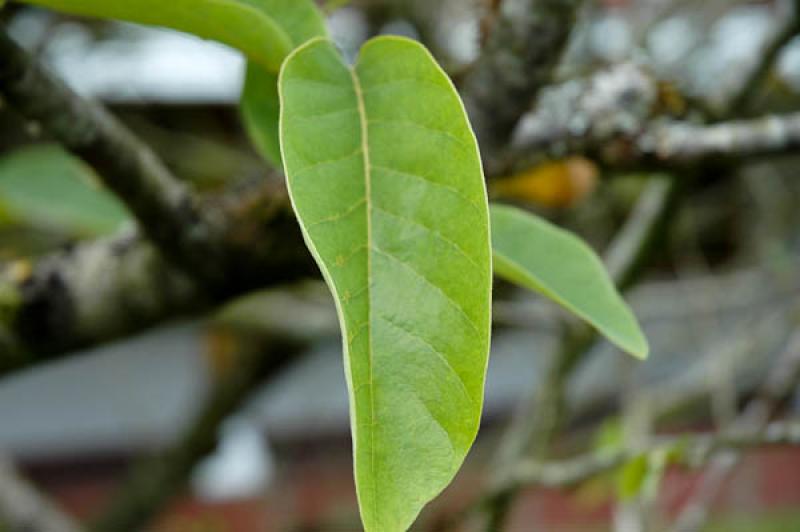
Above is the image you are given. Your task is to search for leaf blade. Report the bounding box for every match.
[279,37,492,532]
[490,203,648,358]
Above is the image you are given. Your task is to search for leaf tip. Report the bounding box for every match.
[626,329,650,360]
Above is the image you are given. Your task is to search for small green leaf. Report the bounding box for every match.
[615,449,669,502]
[20,0,293,71]
[239,0,327,166]
[616,453,649,501]
[593,417,624,454]
[490,203,648,358]
[0,144,130,236]
[279,37,492,532]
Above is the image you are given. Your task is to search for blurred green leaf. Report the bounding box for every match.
[593,417,624,454]
[280,36,491,532]
[616,453,649,501]
[490,203,649,359]
[240,0,327,166]
[0,144,130,236]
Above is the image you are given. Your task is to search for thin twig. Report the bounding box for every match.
[508,419,800,489]
[669,329,800,532]
[0,456,82,532]
[726,0,800,114]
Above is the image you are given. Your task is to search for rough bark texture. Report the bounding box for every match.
[0,32,230,288]
[462,0,584,153]
[499,64,800,174]
[0,178,315,362]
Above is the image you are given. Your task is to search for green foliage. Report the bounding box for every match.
[279,36,492,531]
[490,204,648,358]
[0,144,130,236]
[615,443,685,502]
[239,0,327,166]
[592,417,624,454]
[616,453,649,501]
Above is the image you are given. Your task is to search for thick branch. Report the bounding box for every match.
[500,64,800,174]
[0,179,314,363]
[462,0,583,153]
[0,31,229,288]
[640,113,800,165]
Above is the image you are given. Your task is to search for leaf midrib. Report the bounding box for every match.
[349,62,379,522]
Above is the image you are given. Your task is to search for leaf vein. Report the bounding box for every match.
[367,118,469,150]
[307,198,366,228]
[377,314,475,408]
[349,63,379,521]
[372,246,482,338]
[372,205,482,273]
[371,164,484,218]
[293,148,361,177]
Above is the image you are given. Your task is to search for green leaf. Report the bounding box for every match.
[20,0,293,71]
[0,144,130,236]
[615,449,669,502]
[616,453,649,501]
[239,0,327,166]
[279,36,492,532]
[592,417,624,454]
[490,204,648,358]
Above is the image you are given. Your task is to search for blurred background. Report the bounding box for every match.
[1,0,800,530]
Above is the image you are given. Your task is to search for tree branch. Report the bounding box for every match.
[509,419,800,489]
[669,328,800,532]
[499,64,800,175]
[0,30,235,289]
[640,113,800,165]
[462,0,584,153]
[0,178,314,365]
[726,0,800,114]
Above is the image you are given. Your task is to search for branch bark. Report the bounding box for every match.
[462,0,584,153]
[0,31,233,288]
[499,65,800,175]
[0,178,314,364]
[508,420,800,489]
